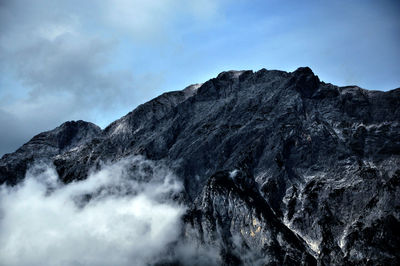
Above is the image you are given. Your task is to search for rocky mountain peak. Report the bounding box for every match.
[293,66,315,76]
[51,120,102,149]
[290,66,321,98]
[0,67,399,264]
[18,119,102,153]
[0,120,101,185]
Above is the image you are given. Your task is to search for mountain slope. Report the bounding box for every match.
[1,67,399,265]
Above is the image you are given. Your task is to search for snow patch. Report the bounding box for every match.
[339,227,349,250]
[229,169,238,179]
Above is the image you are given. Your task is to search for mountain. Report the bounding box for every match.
[1,67,399,265]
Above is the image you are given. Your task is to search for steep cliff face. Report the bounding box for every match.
[1,67,399,265]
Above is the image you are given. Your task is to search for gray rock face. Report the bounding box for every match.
[1,67,399,265]
[0,120,101,185]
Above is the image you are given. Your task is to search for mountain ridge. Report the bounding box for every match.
[1,66,399,265]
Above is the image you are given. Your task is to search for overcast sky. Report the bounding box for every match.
[0,0,399,156]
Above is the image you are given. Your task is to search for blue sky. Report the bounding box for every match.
[0,0,399,155]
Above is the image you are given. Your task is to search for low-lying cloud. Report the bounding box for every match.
[0,156,185,266]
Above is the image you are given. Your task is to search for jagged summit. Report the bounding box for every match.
[1,67,399,264]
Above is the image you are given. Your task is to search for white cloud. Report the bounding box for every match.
[0,156,185,266]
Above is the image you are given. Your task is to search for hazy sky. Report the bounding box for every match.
[0,0,399,155]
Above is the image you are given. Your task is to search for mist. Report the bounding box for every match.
[0,156,185,266]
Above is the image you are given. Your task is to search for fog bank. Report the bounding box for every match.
[0,156,185,266]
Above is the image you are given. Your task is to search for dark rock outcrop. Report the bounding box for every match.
[0,120,101,185]
[1,67,399,265]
